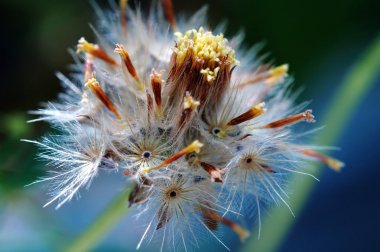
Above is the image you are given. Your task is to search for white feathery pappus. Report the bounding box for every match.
[24,0,344,250]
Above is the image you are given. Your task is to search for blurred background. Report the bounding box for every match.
[0,0,379,251]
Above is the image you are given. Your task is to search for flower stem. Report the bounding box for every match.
[242,34,380,252]
[64,186,132,252]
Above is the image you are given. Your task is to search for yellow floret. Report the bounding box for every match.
[174,27,239,66]
[200,67,220,82]
[183,92,200,110]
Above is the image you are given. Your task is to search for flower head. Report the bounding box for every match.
[26,0,343,250]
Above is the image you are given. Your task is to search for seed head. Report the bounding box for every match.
[26,0,343,250]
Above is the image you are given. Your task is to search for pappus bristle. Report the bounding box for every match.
[135,172,231,251]
[23,121,108,209]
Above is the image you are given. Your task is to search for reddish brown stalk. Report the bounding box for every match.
[202,207,250,241]
[237,64,288,88]
[260,109,315,129]
[227,102,265,126]
[156,205,170,230]
[150,70,163,110]
[77,38,118,66]
[146,92,153,122]
[236,64,271,88]
[200,162,224,183]
[177,92,200,132]
[119,0,128,34]
[300,149,344,171]
[162,0,177,31]
[85,76,122,120]
[237,134,252,141]
[114,44,144,90]
[177,108,192,132]
[141,140,203,173]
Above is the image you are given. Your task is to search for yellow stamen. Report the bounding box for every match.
[227,102,266,126]
[266,64,289,87]
[183,92,200,111]
[200,67,220,83]
[141,140,204,173]
[174,27,239,66]
[114,44,144,90]
[177,92,200,131]
[77,37,118,65]
[85,74,122,120]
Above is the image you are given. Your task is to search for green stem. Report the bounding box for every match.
[64,187,132,252]
[242,34,380,252]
